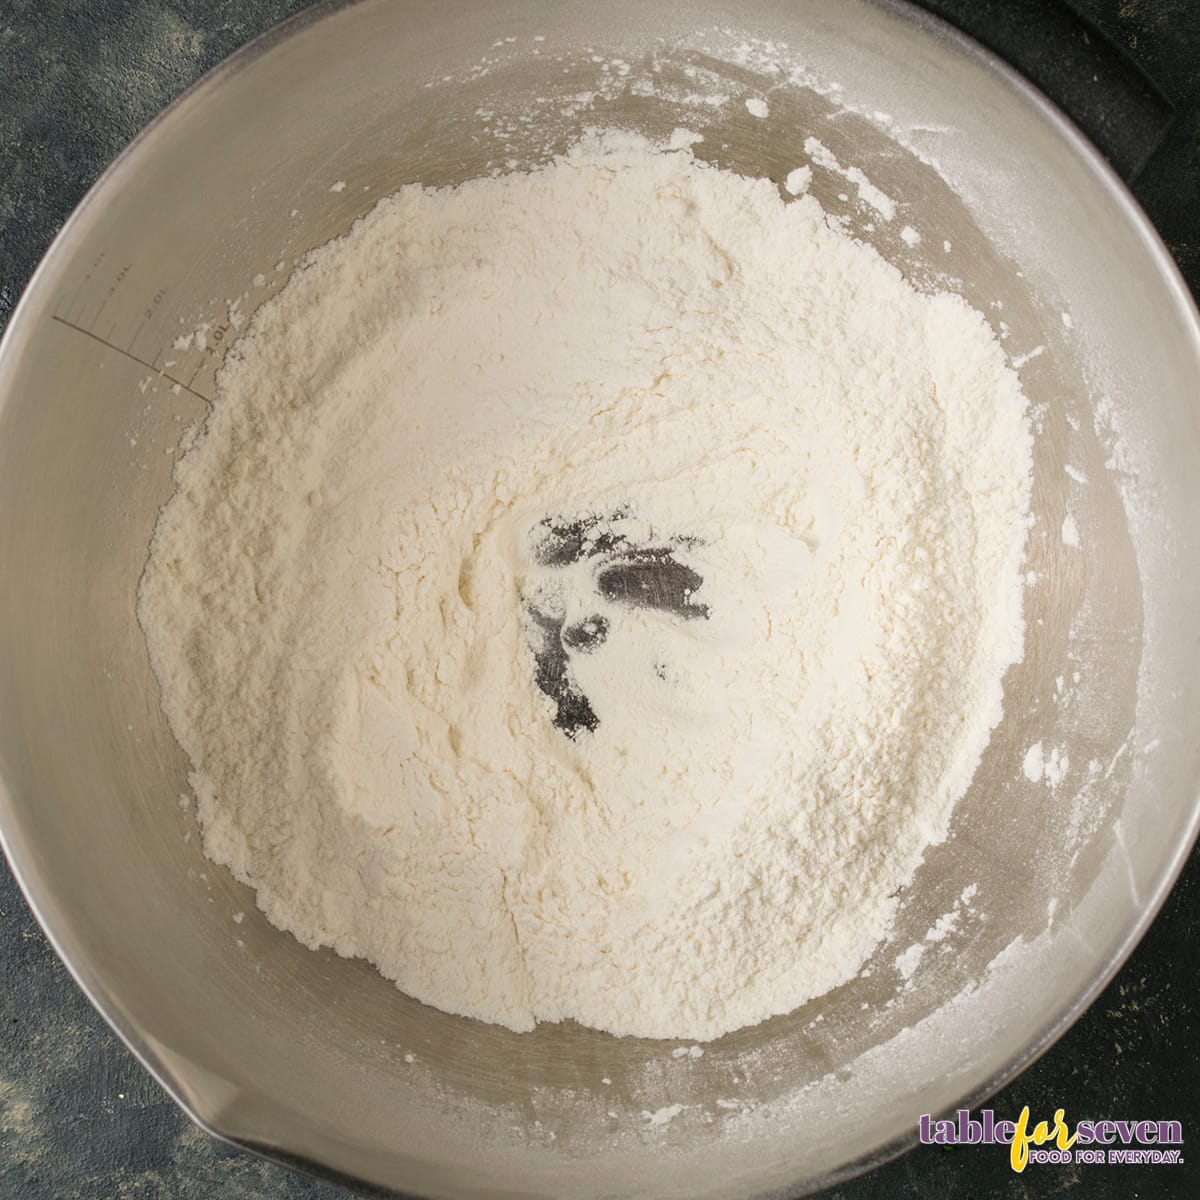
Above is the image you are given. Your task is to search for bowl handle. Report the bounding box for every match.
[916,0,1173,183]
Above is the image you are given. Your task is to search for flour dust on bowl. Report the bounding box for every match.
[0,2,1198,1198]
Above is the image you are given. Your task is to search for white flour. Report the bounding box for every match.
[139,131,1032,1040]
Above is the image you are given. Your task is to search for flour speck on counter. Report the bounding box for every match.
[139,131,1032,1041]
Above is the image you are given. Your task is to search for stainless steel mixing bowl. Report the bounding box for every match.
[2,1,1199,1196]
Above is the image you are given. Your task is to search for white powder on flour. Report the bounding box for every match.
[139,132,1031,1041]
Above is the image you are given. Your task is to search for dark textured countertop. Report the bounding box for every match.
[1,2,1197,1197]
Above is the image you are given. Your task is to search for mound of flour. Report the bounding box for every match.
[139,132,1031,1040]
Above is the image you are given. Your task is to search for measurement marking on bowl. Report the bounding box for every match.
[49,314,212,402]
